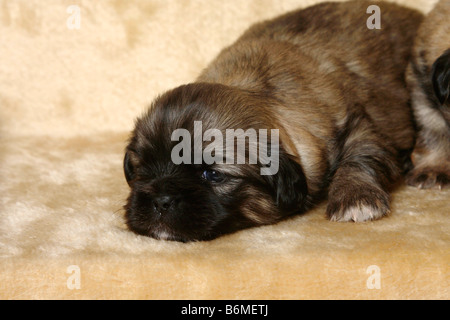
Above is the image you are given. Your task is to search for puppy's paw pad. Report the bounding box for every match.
[406,168,450,190]
[326,189,390,223]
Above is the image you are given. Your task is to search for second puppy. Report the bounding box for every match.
[406,0,450,189]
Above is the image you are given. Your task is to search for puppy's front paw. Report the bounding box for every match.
[406,166,450,190]
[326,186,390,222]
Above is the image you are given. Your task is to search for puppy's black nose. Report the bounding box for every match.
[152,196,174,214]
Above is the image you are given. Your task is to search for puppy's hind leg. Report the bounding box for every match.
[327,113,401,222]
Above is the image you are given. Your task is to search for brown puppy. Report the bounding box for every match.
[406,0,450,189]
[124,1,423,242]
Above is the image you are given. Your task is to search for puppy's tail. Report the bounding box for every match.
[432,49,450,106]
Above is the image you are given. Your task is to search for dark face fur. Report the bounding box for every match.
[124,83,308,242]
[432,49,450,109]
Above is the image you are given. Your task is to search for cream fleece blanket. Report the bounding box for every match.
[0,0,448,300]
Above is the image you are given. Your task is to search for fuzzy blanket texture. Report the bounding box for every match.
[0,0,448,300]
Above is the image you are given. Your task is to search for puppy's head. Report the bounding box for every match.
[124,83,308,242]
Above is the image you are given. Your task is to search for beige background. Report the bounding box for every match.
[0,0,448,300]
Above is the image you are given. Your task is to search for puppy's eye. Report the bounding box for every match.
[202,170,225,183]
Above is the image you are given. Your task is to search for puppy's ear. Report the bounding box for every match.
[273,153,308,212]
[432,49,450,105]
[124,151,138,186]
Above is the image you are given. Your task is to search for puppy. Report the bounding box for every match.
[124,1,423,242]
[406,0,450,189]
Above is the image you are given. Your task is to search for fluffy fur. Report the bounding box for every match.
[1,0,448,300]
[125,1,423,242]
